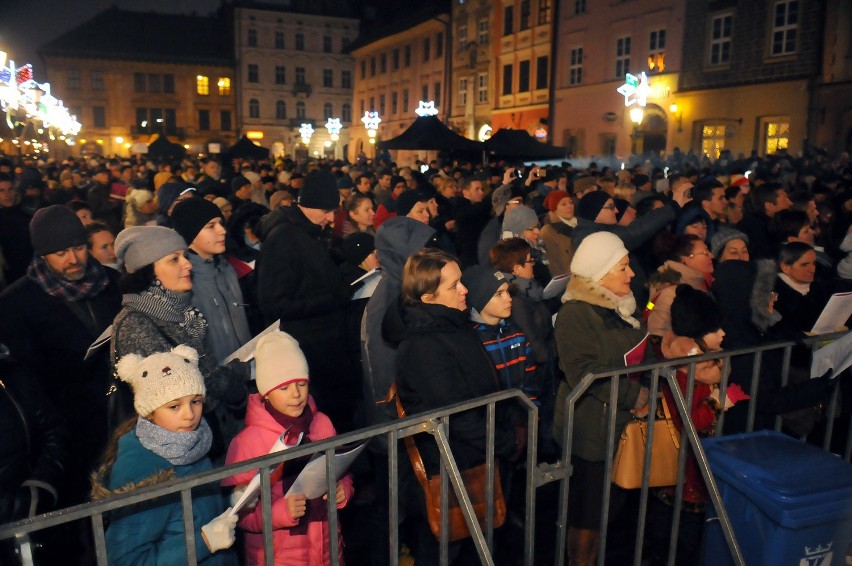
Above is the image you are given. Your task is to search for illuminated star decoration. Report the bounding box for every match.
[414,100,438,117]
[299,123,314,144]
[616,72,651,107]
[325,118,341,136]
[361,111,381,131]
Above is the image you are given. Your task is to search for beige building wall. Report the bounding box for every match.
[448,0,494,142]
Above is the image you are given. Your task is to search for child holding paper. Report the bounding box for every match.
[223,330,354,565]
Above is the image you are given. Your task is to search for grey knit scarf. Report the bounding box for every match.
[122,280,206,340]
[136,416,213,466]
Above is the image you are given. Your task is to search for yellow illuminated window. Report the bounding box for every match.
[196,75,209,95]
[218,77,231,96]
[701,124,726,159]
[764,121,789,154]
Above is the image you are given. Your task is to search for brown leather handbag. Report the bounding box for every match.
[612,398,681,489]
[388,383,506,541]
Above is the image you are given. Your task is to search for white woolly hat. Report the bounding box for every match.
[255,330,310,397]
[116,345,206,417]
[571,231,629,281]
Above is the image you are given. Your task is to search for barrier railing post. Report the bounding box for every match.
[389,429,400,566]
[524,397,538,566]
[260,465,274,566]
[180,489,197,565]
[325,447,339,566]
[91,513,108,565]
[597,375,620,566]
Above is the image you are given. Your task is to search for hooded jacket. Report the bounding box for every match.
[222,394,352,566]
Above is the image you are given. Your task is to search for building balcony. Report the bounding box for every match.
[131,126,185,139]
[292,83,312,97]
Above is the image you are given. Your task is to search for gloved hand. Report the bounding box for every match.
[201,508,238,553]
[229,484,259,511]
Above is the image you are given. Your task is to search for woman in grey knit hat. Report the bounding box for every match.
[109,225,251,460]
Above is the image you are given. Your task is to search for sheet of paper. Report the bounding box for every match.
[350,268,379,286]
[229,431,303,516]
[352,271,382,301]
[810,332,852,379]
[542,274,570,300]
[286,443,366,499]
[222,320,280,364]
[810,292,852,335]
[84,324,113,361]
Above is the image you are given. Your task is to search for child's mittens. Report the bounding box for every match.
[708,383,750,412]
[201,508,238,553]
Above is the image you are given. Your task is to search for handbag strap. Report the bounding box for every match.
[384,383,432,493]
[660,396,681,450]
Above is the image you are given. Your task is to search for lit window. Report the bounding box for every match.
[701,124,726,159]
[218,77,231,96]
[709,14,733,65]
[771,0,798,56]
[196,75,210,95]
[764,121,790,154]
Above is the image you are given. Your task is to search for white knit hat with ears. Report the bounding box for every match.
[570,231,629,281]
[116,345,206,417]
[255,330,310,397]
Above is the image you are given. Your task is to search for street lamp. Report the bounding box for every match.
[669,103,683,133]
[629,107,644,157]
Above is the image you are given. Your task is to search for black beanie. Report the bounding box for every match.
[396,190,429,217]
[462,265,508,314]
[231,175,251,193]
[298,170,339,210]
[171,197,223,245]
[576,190,611,221]
[671,284,722,340]
[30,205,87,255]
[342,232,375,265]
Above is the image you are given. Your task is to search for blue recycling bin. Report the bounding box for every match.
[702,431,852,566]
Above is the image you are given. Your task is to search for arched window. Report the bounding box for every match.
[296,101,306,119]
[249,98,260,118]
[342,103,352,123]
[323,102,333,120]
[276,100,287,120]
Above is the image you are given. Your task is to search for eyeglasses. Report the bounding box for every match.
[688,250,712,258]
[601,204,616,210]
[523,257,536,265]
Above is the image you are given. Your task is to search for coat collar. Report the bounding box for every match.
[563,275,641,329]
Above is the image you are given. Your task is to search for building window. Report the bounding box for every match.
[198,110,210,131]
[323,35,333,53]
[164,74,175,93]
[147,73,161,93]
[380,54,387,73]
[764,121,790,154]
[296,101,306,119]
[459,78,468,106]
[218,77,231,95]
[370,96,375,111]
[536,56,548,89]
[402,89,409,113]
[436,32,444,58]
[771,0,798,56]
[276,100,287,120]
[709,14,733,65]
[324,102,334,119]
[404,45,412,67]
[295,33,305,51]
[275,66,286,85]
[164,109,177,135]
[68,69,81,90]
[91,71,104,91]
[389,91,397,114]
[423,37,431,62]
[136,108,147,131]
[134,73,145,93]
[323,69,333,88]
[221,110,232,131]
[504,6,514,35]
[502,63,513,95]
[539,0,552,25]
[701,124,726,159]
[574,0,586,15]
[92,106,106,128]
[360,99,365,115]
[649,29,666,71]
[477,73,488,103]
[342,37,351,51]
[379,94,386,115]
[601,133,616,156]
[342,103,351,123]
[421,85,428,103]
[196,75,210,95]
[520,0,531,30]
[360,60,366,79]
[519,60,530,92]
[392,48,400,70]
[248,64,259,83]
[615,36,631,77]
[569,47,583,85]
[341,70,352,89]
[249,98,260,118]
[248,28,257,47]
[434,81,441,107]
[275,31,284,49]
[370,57,376,76]
[478,19,489,44]
[295,67,306,85]
[458,24,468,50]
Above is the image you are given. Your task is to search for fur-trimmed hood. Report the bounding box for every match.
[90,468,175,501]
[712,259,781,348]
[563,275,641,329]
[749,259,780,332]
[648,261,708,296]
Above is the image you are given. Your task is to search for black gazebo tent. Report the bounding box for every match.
[146,135,186,161]
[227,135,270,160]
[485,129,567,161]
[378,116,483,152]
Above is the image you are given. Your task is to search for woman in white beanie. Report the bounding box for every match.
[110,225,251,460]
[124,187,158,228]
[91,345,238,564]
[553,231,650,566]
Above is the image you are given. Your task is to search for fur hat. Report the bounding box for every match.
[671,284,722,340]
[576,190,611,221]
[462,265,507,314]
[571,231,628,281]
[30,205,87,255]
[710,227,749,258]
[255,330,310,397]
[501,206,539,237]
[171,197,223,245]
[298,170,339,210]
[114,226,187,273]
[116,345,206,417]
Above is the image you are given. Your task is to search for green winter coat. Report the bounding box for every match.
[553,276,646,461]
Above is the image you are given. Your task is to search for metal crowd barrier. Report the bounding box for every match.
[0,389,539,566]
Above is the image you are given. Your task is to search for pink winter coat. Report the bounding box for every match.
[222,394,354,566]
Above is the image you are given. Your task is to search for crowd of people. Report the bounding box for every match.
[0,147,850,565]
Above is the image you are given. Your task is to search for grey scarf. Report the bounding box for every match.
[136,415,213,465]
[122,280,206,340]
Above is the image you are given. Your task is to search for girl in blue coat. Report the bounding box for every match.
[91,345,238,565]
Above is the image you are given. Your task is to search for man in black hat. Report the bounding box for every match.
[256,169,357,430]
[87,166,122,231]
[0,205,121,506]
